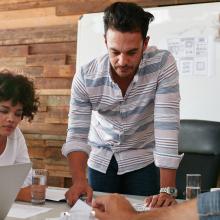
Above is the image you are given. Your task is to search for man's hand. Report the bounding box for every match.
[65,178,93,206]
[145,193,177,208]
[92,194,137,220]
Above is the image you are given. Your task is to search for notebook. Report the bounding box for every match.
[0,163,31,219]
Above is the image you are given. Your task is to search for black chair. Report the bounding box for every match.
[176,119,220,199]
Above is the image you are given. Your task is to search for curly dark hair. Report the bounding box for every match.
[103,2,154,40]
[0,70,39,121]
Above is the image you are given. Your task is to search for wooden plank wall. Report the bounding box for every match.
[0,0,219,187]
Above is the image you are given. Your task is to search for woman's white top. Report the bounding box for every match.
[0,127,32,187]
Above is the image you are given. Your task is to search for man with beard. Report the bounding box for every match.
[62,2,183,208]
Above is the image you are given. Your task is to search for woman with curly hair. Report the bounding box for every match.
[0,70,39,202]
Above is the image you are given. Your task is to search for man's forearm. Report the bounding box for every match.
[160,168,176,187]
[67,151,88,182]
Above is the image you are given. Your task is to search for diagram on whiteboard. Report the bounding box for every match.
[167,37,212,76]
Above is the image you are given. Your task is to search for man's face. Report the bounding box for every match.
[105,28,148,78]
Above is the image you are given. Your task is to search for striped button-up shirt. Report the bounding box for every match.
[62,48,183,175]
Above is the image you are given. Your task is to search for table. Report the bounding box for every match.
[6,201,69,220]
[6,192,146,220]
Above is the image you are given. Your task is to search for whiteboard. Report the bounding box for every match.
[76,2,220,122]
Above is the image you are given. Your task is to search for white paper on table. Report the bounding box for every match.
[132,202,150,212]
[69,198,147,218]
[45,218,60,220]
[45,201,93,220]
[127,197,150,212]
[69,199,92,219]
[210,188,220,192]
[7,203,52,219]
[46,187,68,201]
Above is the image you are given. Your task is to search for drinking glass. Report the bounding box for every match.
[31,169,47,204]
[186,174,201,200]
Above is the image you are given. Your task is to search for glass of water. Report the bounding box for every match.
[186,174,201,200]
[31,169,47,204]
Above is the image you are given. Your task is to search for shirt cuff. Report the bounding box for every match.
[153,152,184,169]
[62,140,91,157]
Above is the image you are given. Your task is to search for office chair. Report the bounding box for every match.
[176,119,220,199]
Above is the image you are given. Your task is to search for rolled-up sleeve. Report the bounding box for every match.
[153,51,183,169]
[62,68,92,157]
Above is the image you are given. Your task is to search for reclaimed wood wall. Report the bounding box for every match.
[0,0,219,187]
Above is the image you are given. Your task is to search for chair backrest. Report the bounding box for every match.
[176,120,220,199]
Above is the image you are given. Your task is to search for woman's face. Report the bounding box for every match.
[0,100,23,137]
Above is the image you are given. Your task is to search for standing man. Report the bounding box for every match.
[62,2,183,207]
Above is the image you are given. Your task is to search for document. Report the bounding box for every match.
[70,199,92,219]
[45,200,93,220]
[46,187,68,201]
[7,203,52,219]
[128,197,150,212]
[210,188,220,192]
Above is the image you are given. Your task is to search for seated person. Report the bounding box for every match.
[92,190,220,220]
[0,70,39,202]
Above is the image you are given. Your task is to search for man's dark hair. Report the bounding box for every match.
[103,2,154,39]
[0,70,39,121]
